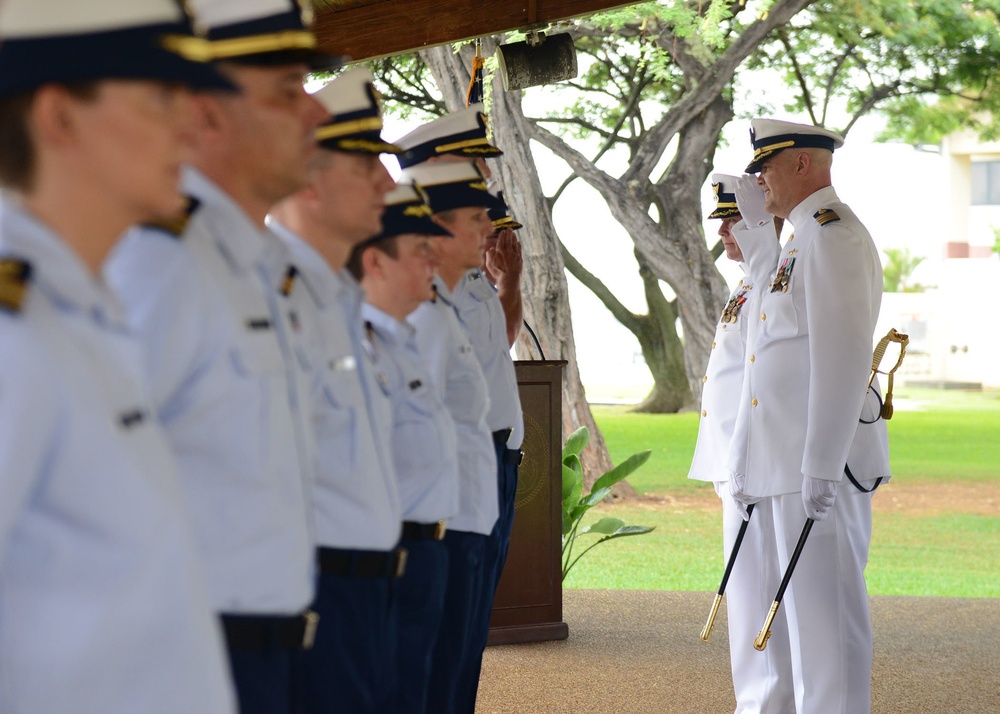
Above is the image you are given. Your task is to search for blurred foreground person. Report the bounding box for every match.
[0,1,236,711]
[105,2,340,711]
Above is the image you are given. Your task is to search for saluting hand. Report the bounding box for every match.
[735,174,771,228]
[485,227,522,289]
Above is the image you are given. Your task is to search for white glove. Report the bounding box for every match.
[802,476,838,521]
[729,471,760,522]
[735,174,771,228]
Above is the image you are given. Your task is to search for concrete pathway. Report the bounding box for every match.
[477,590,1000,713]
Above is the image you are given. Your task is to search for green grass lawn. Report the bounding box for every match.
[566,389,1000,598]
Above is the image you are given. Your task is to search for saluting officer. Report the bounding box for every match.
[104,2,340,711]
[401,160,503,714]
[344,183,461,714]
[268,67,403,714]
[687,174,793,712]
[484,191,525,346]
[398,109,525,712]
[0,1,236,711]
[726,119,891,714]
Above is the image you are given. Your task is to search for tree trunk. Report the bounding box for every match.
[630,253,692,413]
[419,42,627,495]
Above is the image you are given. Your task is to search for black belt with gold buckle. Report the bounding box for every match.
[317,546,407,579]
[401,520,447,541]
[220,610,320,652]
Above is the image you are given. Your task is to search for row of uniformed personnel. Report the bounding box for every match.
[0,1,524,713]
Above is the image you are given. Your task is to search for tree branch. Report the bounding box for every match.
[560,240,643,333]
[778,29,818,125]
[623,0,820,184]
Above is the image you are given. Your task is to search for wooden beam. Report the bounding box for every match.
[312,0,634,62]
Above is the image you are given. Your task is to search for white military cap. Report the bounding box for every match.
[0,0,233,96]
[708,173,741,220]
[313,67,401,155]
[745,118,844,173]
[188,0,341,69]
[395,104,503,168]
[401,161,504,213]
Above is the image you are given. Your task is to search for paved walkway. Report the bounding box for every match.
[477,590,1000,713]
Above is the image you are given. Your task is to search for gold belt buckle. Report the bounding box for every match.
[302,610,320,650]
[394,547,409,578]
[433,520,447,541]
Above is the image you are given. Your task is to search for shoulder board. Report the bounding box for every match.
[0,258,32,313]
[141,196,201,238]
[813,208,841,226]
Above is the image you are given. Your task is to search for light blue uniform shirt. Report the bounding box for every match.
[105,168,315,615]
[0,201,234,713]
[272,222,402,551]
[451,269,524,448]
[362,302,459,524]
[408,277,497,535]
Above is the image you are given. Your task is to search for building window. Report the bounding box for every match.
[971,161,1000,205]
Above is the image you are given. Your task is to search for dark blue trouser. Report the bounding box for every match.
[426,530,486,714]
[393,537,449,714]
[457,445,521,713]
[300,565,397,714]
[488,444,521,590]
[227,647,302,714]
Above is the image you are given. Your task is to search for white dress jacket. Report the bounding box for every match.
[726,187,891,497]
[688,221,781,484]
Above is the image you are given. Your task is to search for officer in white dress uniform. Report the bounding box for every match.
[726,119,891,714]
[402,161,502,714]
[398,110,525,712]
[687,175,794,713]
[268,67,403,714]
[104,3,339,711]
[0,3,236,712]
[345,183,461,714]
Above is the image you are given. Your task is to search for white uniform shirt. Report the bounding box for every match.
[0,202,235,713]
[408,277,497,535]
[688,222,780,483]
[362,302,460,524]
[105,168,315,614]
[726,186,891,496]
[451,269,524,449]
[271,223,402,551]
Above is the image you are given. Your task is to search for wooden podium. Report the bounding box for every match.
[487,360,569,646]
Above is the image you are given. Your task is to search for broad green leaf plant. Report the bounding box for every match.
[561,427,655,580]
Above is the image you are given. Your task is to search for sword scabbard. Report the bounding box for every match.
[754,601,780,651]
[700,593,723,642]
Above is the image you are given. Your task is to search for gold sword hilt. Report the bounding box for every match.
[866,328,910,420]
[754,602,780,651]
[700,594,723,642]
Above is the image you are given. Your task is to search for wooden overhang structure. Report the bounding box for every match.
[311,0,635,61]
